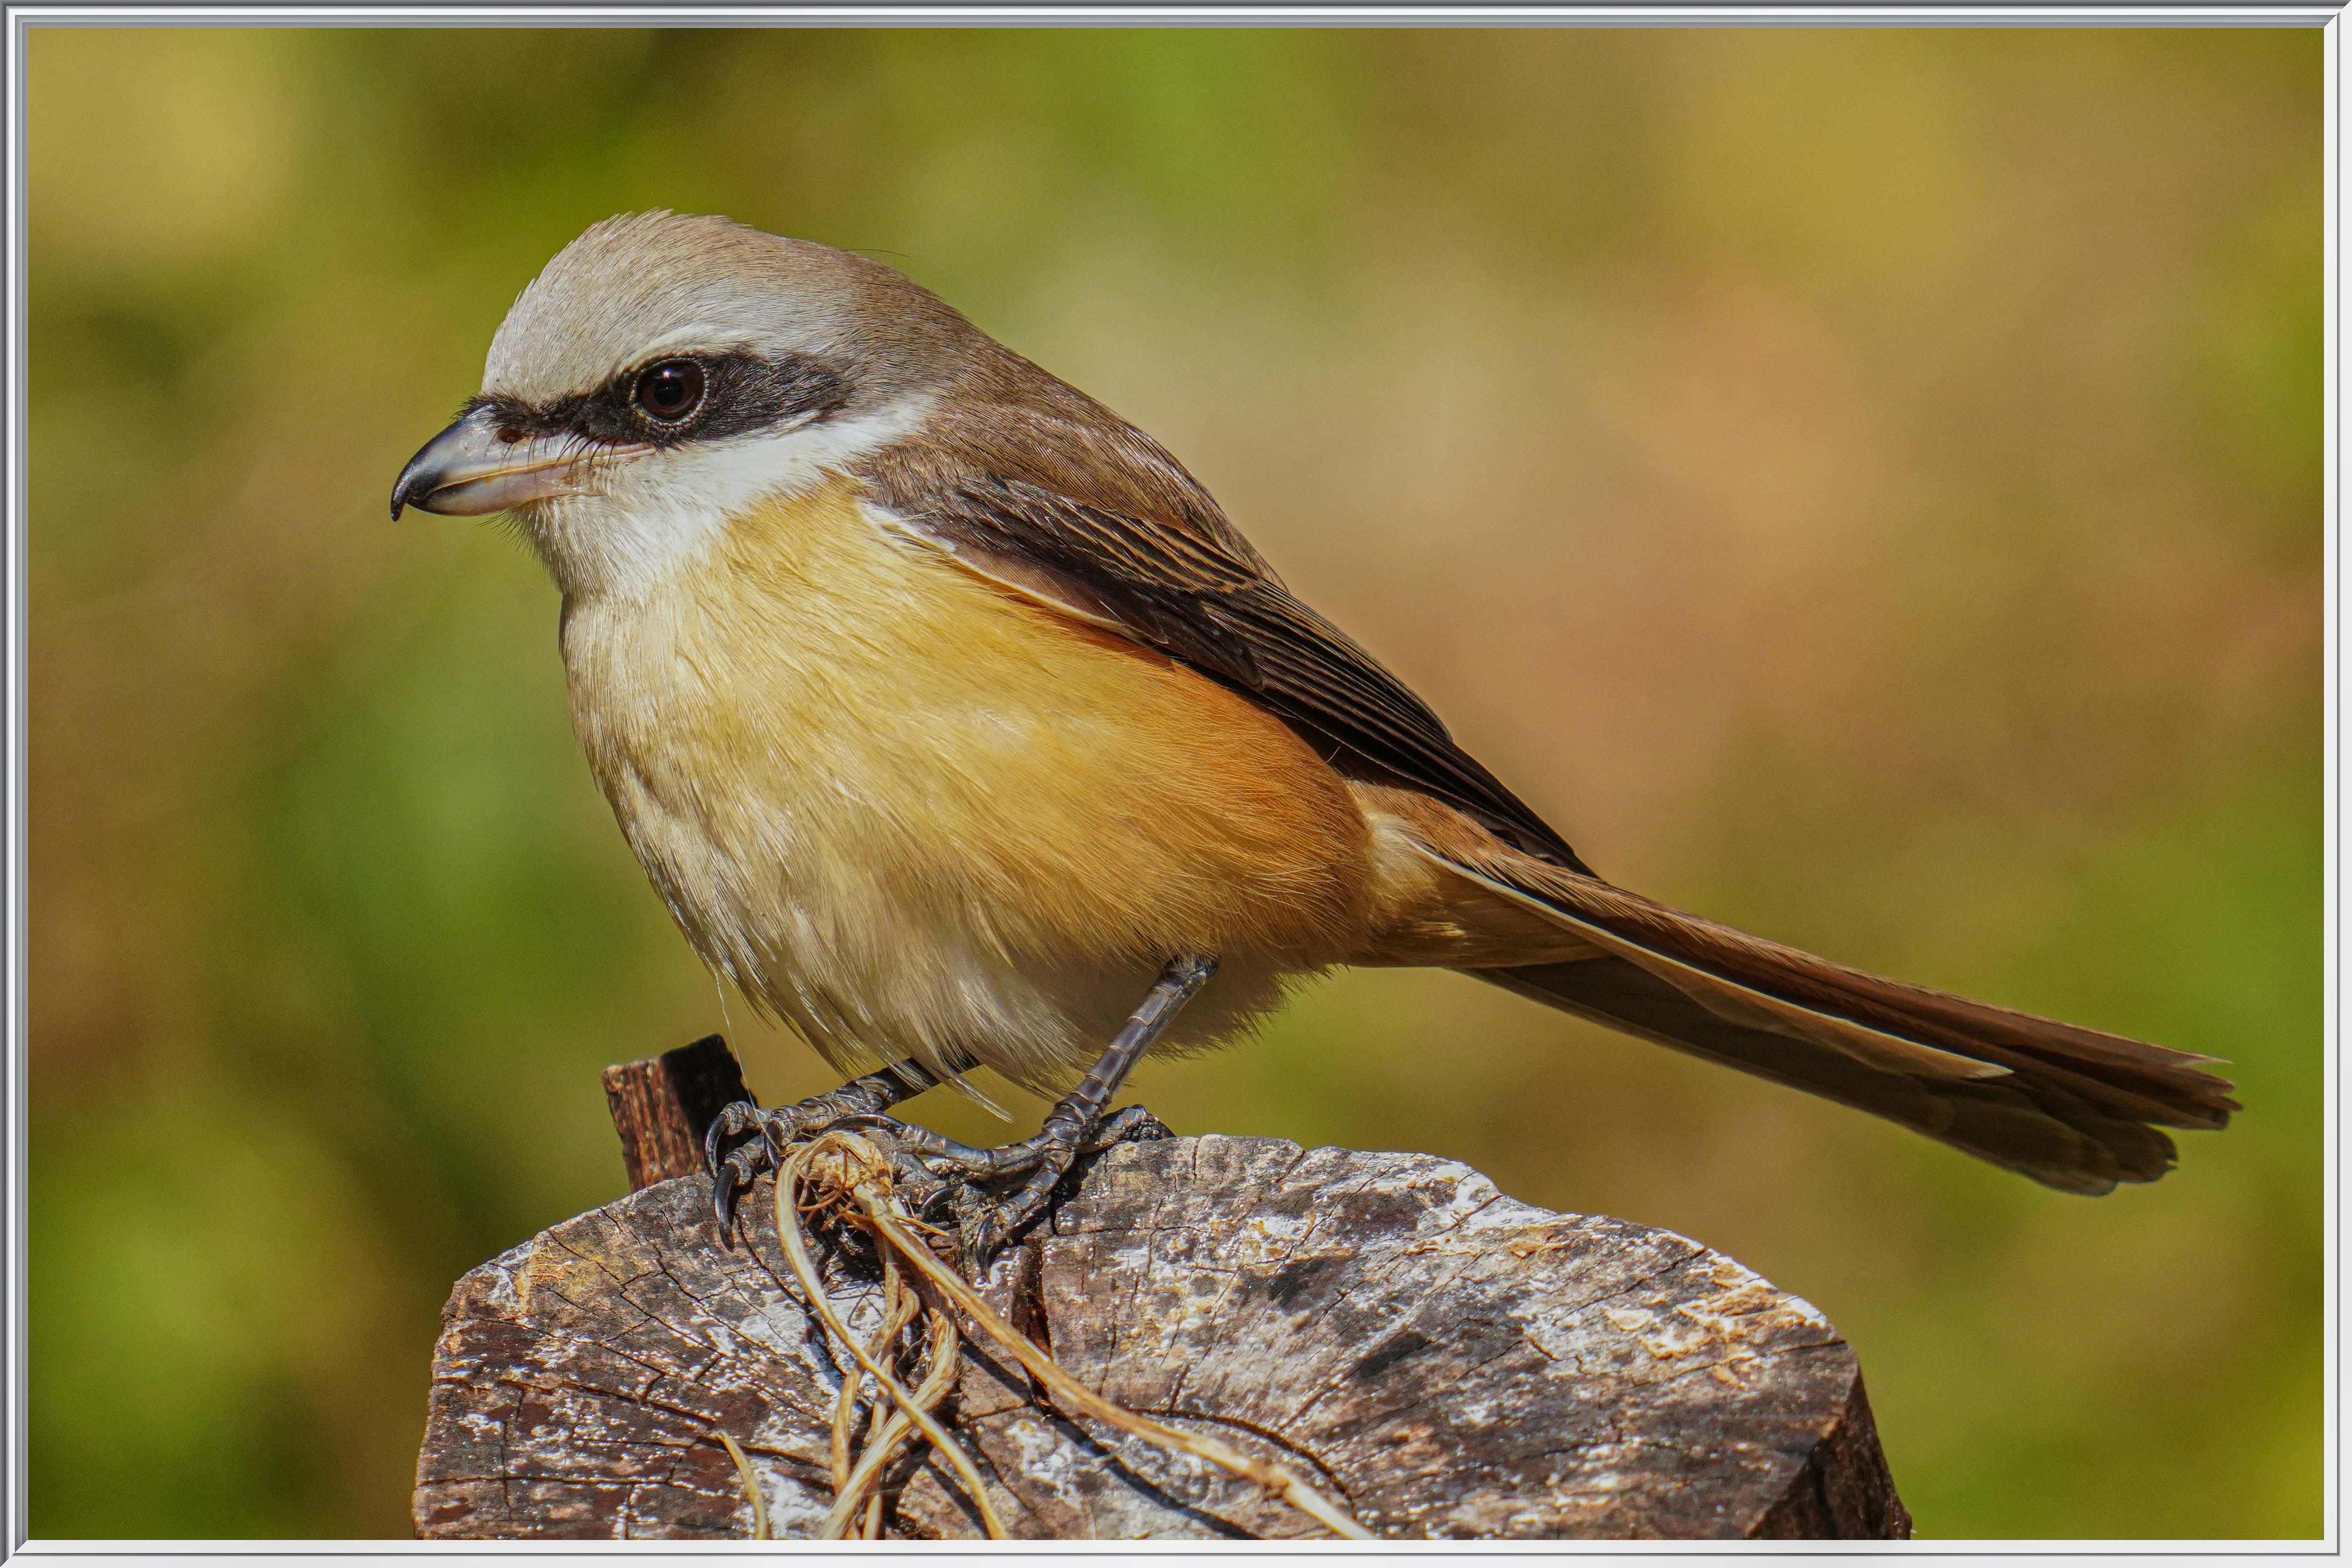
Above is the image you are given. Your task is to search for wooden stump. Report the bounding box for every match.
[598,1035,752,1191]
[413,1045,1910,1541]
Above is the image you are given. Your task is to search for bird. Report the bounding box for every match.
[391,211,2236,1254]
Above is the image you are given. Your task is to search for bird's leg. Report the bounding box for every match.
[704,1053,969,1236]
[924,954,1217,1259]
[702,957,1215,1253]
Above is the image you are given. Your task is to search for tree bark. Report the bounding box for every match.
[413,1043,1911,1541]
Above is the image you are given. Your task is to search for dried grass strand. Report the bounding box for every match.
[826,1248,921,1501]
[823,1305,962,1539]
[715,1431,770,1540]
[848,1170,1375,1539]
[775,1142,1009,1541]
[770,1128,1372,1542]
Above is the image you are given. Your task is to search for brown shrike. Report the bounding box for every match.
[392,212,2234,1254]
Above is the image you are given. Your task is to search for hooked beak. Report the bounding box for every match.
[389,409,651,519]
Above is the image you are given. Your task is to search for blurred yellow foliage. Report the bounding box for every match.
[27,26,2319,1540]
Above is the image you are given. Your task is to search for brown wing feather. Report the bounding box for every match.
[846,349,2232,1191]
[1421,832,2235,1191]
[852,378,1592,871]
[1476,854,2234,1125]
[1478,959,2179,1194]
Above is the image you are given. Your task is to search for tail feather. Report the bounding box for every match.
[1430,844,2237,1194]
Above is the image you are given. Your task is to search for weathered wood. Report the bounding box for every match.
[415,1080,1911,1540]
[600,1035,754,1191]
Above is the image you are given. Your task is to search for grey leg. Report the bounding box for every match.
[953,954,1217,1257]
[704,956,1217,1258]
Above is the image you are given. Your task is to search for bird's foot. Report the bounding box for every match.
[702,1077,1170,1253]
[896,954,1208,1259]
[835,1104,1175,1262]
[708,954,1210,1259]
[702,1066,941,1238]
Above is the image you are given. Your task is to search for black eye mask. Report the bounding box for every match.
[461,349,855,453]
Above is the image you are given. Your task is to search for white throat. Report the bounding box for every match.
[513,394,936,600]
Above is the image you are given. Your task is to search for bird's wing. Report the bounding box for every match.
[1414,822,2236,1193]
[853,392,1592,871]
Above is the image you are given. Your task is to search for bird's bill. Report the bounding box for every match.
[389,411,651,519]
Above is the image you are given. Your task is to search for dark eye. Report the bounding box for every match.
[632,359,705,424]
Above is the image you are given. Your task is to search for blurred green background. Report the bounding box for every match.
[28,26,2320,1540]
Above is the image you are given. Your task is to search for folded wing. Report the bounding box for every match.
[850,364,2236,1192]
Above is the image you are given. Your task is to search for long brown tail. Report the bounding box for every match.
[1430,844,2237,1194]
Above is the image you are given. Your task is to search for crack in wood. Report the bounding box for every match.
[415,1133,1910,1541]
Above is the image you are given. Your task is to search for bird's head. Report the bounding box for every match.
[390,211,970,594]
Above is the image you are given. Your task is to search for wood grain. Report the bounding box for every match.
[413,1134,1909,1540]
[599,1035,754,1191]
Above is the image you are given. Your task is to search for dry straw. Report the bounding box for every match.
[753,1129,1373,1541]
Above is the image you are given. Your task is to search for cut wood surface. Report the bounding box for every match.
[413,1049,1911,1540]
[599,1035,752,1192]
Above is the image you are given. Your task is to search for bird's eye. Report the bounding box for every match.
[633,359,706,424]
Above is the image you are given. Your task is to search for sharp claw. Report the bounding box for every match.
[705,1098,762,1179]
[759,1111,801,1157]
[713,1173,739,1241]
[911,1180,964,1223]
